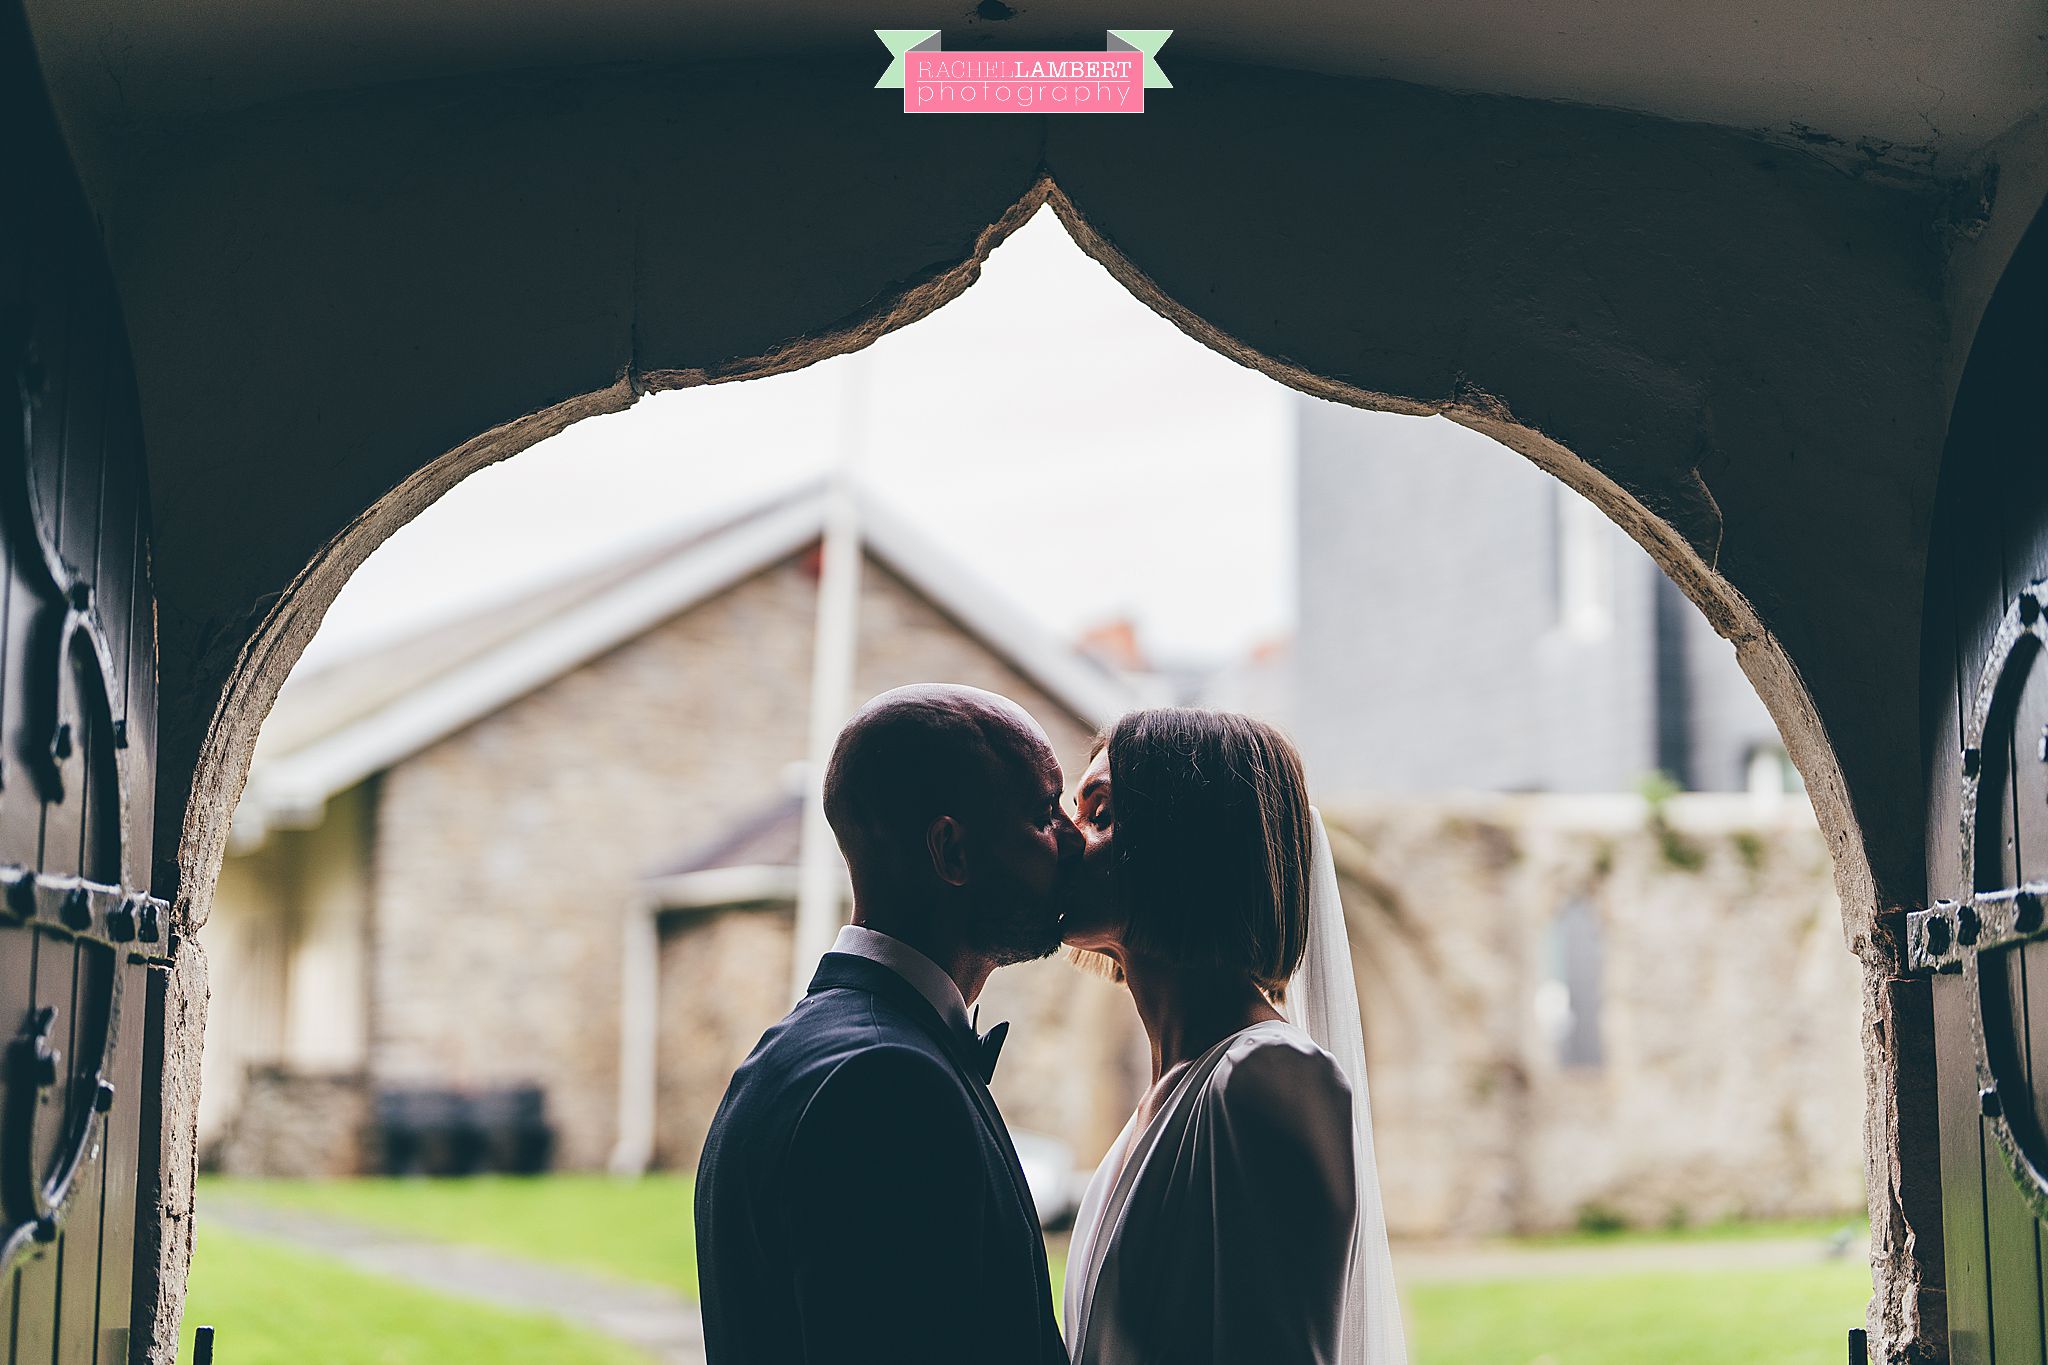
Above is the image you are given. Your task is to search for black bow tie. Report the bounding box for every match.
[964,1009,1009,1084]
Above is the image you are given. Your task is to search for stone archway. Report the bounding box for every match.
[154,157,1924,1354]
[33,24,2020,1351]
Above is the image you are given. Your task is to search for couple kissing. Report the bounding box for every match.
[695,683,1406,1365]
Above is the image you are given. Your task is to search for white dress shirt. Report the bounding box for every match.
[829,923,972,1036]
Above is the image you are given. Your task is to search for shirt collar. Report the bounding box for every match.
[830,924,972,1035]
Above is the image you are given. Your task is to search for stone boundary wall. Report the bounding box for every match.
[647,790,1862,1239]
[1332,792,1865,1237]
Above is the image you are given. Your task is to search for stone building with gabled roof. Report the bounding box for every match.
[201,482,1155,1182]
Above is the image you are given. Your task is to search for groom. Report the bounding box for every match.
[695,684,1078,1365]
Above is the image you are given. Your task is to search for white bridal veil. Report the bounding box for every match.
[1279,808,1409,1365]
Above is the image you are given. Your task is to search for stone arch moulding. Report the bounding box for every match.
[167,159,1913,1350]
[177,168,1871,937]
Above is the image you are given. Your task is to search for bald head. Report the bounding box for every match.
[823,684,1052,874]
[824,684,1077,971]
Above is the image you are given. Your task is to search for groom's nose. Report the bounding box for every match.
[1053,808,1084,861]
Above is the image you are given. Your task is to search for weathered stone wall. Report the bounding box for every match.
[210,1068,369,1178]
[653,906,796,1173]
[370,558,815,1169]
[647,793,1861,1239]
[1340,793,1866,1237]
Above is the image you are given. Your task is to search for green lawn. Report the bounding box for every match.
[181,1225,647,1365]
[206,1173,1071,1318]
[204,1176,1871,1363]
[1514,1215,1869,1249]
[205,1174,700,1296]
[1407,1260,1873,1365]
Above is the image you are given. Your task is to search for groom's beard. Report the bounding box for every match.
[975,897,1066,967]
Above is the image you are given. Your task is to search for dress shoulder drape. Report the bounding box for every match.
[1063,1019,1359,1365]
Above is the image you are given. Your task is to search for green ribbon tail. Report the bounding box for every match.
[1107,30,1173,89]
[874,30,942,89]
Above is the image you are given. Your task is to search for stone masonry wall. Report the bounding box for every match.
[370,556,819,1170]
[210,1067,369,1178]
[1339,794,1866,1237]
[644,794,1862,1239]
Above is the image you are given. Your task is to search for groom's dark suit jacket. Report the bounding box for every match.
[696,951,1068,1365]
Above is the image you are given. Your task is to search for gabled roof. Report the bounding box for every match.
[233,481,1151,846]
[646,789,808,881]
[637,789,812,915]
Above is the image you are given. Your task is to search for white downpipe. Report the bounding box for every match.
[612,361,871,1173]
[789,363,868,1001]
[608,895,661,1176]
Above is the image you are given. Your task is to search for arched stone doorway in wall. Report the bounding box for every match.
[7,0,2042,1347]
[19,26,2019,1364]
[167,187,1875,1358]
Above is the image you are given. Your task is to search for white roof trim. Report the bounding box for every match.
[238,481,1151,835]
[244,493,828,826]
[643,864,810,912]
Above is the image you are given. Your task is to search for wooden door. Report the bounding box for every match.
[1,4,171,1362]
[1915,195,2048,1363]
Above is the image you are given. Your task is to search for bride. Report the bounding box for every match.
[1060,707,1407,1365]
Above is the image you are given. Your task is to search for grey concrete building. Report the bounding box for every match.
[1294,399,1793,796]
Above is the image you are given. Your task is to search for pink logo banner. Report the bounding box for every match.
[904,50,1146,114]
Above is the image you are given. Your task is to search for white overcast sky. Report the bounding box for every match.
[299,205,1454,676]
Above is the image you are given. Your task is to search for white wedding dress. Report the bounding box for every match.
[1062,811,1408,1365]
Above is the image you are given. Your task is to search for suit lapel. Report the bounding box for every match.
[958,1058,1040,1225]
[807,953,1041,1221]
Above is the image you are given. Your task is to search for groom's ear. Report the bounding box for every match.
[926,815,970,888]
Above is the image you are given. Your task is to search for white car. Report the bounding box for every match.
[1010,1129,1082,1230]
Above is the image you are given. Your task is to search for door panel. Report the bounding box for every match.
[1,3,170,1362]
[1916,193,2048,1364]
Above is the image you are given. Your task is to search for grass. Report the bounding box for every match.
[180,1225,648,1365]
[208,1173,1072,1315]
[204,1176,1872,1363]
[1406,1260,1874,1365]
[205,1174,700,1296]
[1517,1214,1870,1249]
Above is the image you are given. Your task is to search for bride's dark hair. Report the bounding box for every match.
[1081,707,1315,994]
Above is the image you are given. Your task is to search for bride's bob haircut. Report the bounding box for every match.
[1089,707,1315,995]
